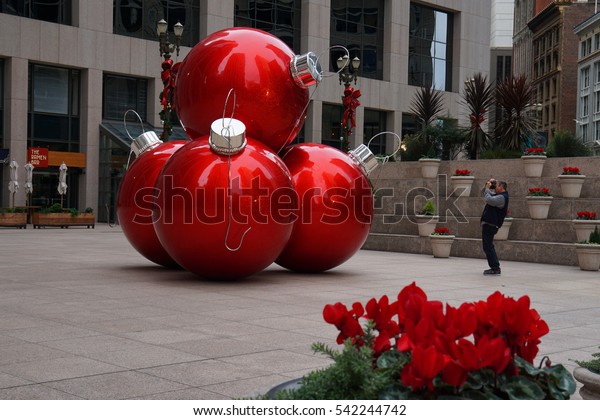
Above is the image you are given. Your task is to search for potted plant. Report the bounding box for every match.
[573,211,600,242]
[521,147,547,177]
[574,227,600,271]
[415,199,438,237]
[496,209,513,241]
[33,204,95,228]
[429,227,455,258]
[0,207,27,228]
[450,169,475,197]
[558,167,586,198]
[573,346,600,400]
[418,147,441,179]
[267,283,576,400]
[526,187,553,220]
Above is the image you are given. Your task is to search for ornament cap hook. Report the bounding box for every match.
[209,118,247,155]
[290,52,322,88]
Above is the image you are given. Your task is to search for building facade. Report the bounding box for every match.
[1,0,491,220]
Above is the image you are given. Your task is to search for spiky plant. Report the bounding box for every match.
[463,73,494,159]
[408,86,445,155]
[494,75,537,150]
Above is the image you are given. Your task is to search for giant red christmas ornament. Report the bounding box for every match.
[117,133,186,268]
[174,27,321,152]
[154,119,295,279]
[276,143,375,273]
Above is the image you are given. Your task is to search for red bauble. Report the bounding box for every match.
[175,27,309,152]
[276,144,374,273]
[154,138,295,280]
[117,140,187,268]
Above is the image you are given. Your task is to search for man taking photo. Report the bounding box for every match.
[481,179,509,275]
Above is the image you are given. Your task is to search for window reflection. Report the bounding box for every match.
[322,103,343,150]
[364,109,387,155]
[1,0,72,25]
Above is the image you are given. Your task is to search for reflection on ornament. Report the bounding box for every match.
[154,119,295,280]
[117,135,187,268]
[175,27,321,152]
[276,143,374,273]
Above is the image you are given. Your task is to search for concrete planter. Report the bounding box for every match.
[450,175,475,197]
[521,155,546,177]
[574,243,600,271]
[495,218,512,241]
[573,219,600,242]
[574,367,600,399]
[415,215,439,237]
[429,234,455,258]
[558,174,586,198]
[0,212,27,228]
[419,158,441,179]
[32,212,95,229]
[526,196,553,220]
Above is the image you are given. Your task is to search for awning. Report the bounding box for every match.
[100,120,190,150]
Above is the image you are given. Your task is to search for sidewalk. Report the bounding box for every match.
[0,224,598,399]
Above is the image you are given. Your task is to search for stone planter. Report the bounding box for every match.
[526,196,553,220]
[429,234,455,258]
[521,155,546,177]
[558,174,586,198]
[573,219,600,242]
[574,243,600,271]
[419,158,441,179]
[573,367,600,400]
[32,212,95,229]
[0,212,27,229]
[415,215,439,237]
[495,218,513,241]
[450,176,475,197]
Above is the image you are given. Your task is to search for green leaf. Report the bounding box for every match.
[514,355,543,376]
[547,364,576,395]
[377,350,408,369]
[502,376,545,400]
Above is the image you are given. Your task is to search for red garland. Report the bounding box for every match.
[342,87,361,134]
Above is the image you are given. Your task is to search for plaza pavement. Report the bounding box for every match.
[0,224,598,400]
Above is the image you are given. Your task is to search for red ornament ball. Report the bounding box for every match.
[175,27,309,152]
[276,144,374,273]
[153,137,295,280]
[117,140,187,268]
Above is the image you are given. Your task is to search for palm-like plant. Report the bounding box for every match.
[463,73,494,159]
[494,75,537,150]
[408,86,445,156]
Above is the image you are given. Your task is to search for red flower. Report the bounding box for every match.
[562,167,581,175]
[525,147,545,155]
[432,227,451,235]
[401,345,447,391]
[577,211,597,220]
[323,302,364,345]
[454,169,471,176]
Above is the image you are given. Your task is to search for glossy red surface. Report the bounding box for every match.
[276,144,374,273]
[116,140,187,268]
[175,27,309,153]
[154,137,295,279]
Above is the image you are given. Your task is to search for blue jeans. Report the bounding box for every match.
[482,223,499,270]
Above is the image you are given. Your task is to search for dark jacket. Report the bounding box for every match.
[481,189,509,228]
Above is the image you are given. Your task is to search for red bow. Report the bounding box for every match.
[160,60,181,108]
[342,87,361,134]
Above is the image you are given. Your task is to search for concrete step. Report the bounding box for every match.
[363,233,578,266]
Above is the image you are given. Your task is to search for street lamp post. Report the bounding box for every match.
[336,54,360,152]
[157,19,184,141]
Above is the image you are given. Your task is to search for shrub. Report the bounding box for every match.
[479,147,522,160]
[546,130,591,157]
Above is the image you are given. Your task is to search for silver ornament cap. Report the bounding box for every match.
[131,131,162,157]
[209,118,247,155]
[348,144,379,176]
[290,52,322,88]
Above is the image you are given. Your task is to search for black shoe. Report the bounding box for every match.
[483,268,501,275]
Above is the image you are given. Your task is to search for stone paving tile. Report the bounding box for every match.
[202,374,293,399]
[0,372,32,389]
[85,345,204,370]
[131,387,228,400]
[163,337,267,359]
[0,342,73,365]
[217,349,331,374]
[40,335,150,356]
[2,324,102,343]
[0,384,83,400]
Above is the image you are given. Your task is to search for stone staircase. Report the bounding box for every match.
[362,156,600,266]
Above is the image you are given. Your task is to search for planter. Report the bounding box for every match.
[450,175,475,197]
[415,215,439,237]
[526,196,553,220]
[429,234,455,258]
[0,212,27,228]
[573,367,600,400]
[419,158,441,179]
[557,174,586,198]
[573,219,600,242]
[32,212,95,229]
[521,155,546,177]
[495,218,513,241]
[574,243,600,271]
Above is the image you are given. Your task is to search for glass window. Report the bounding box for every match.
[363,109,387,155]
[595,92,600,114]
[408,3,453,91]
[330,0,385,80]
[595,121,600,141]
[322,103,343,150]
[595,62,600,84]
[113,0,200,48]
[582,67,591,90]
[28,64,80,152]
[1,0,72,25]
[103,74,148,121]
[234,0,301,53]
[595,33,600,50]
[582,124,588,142]
[582,96,589,118]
